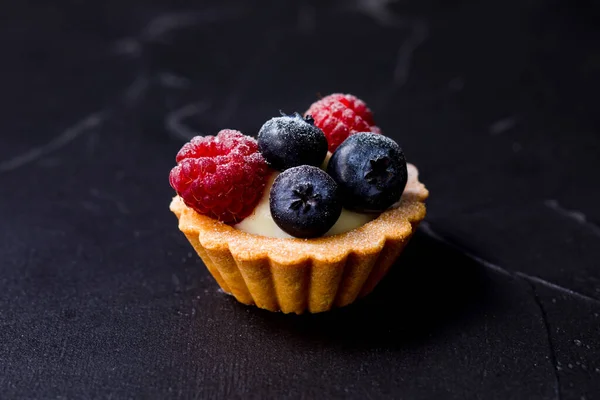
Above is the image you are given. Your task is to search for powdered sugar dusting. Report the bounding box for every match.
[262,114,319,139]
[257,113,328,170]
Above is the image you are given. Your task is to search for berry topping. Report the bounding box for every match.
[269,165,342,238]
[257,112,328,171]
[169,130,269,224]
[305,93,380,152]
[326,132,407,213]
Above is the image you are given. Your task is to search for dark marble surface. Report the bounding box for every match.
[1,0,599,398]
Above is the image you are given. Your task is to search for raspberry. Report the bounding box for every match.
[169,130,269,224]
[305,93,380,152]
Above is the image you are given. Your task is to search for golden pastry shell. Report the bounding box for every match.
[170,163,428,314]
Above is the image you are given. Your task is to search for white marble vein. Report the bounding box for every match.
[544,199,600,237]
[352,0,429,86]
[157,72,191,89]
[420,221,600,305]
[419,222,512,277]
[393,19,429,87]
[489,116,517,135]
[351,0,429,94]
[113,37,142,57]
[123,76,150,106]
[354,0,400,26]
[517,272,600,306]
[424,216,599,394]
[113,6,245,60]
[142,12,199,41]
[0,111,108,173]
[142,8,246,42]
[523,278,562,400]
[164,102,211,142]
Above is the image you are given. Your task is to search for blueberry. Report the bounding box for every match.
[258,112,328,171]
[326,132,407,213]
[270,165,342,238]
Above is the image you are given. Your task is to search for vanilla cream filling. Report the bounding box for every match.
[233,150,416,239]
[235,170,377,239]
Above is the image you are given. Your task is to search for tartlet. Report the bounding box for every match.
[170,164,428,314]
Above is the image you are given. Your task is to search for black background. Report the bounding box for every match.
[1,0,600,399]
